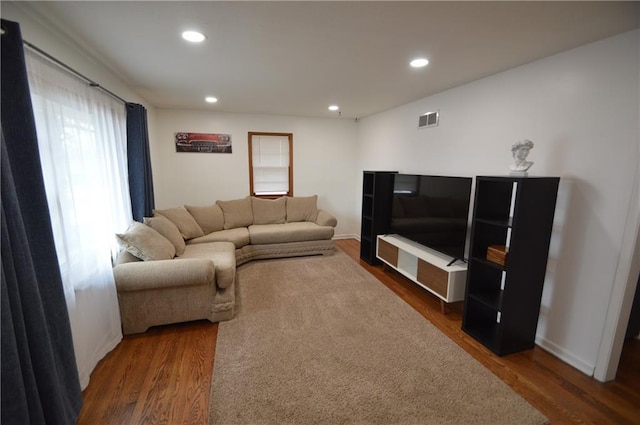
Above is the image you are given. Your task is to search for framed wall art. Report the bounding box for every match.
[175,132,232,153]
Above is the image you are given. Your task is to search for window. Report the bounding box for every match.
[26,50,132,291]
[249,132,293,197]
[25,47,133,388]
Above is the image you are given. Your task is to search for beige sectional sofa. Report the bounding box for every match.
[114,195,336,334]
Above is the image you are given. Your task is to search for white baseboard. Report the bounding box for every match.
[333,233,359,241]
[535,336,595,377]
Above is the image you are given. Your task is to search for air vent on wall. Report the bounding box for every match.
[418,111,439,128]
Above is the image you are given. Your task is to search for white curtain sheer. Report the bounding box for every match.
[25,50,133,389]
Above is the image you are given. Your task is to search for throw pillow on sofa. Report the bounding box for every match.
[143,215,186,256]
[154,206,204,239]
[185,204,225,234]
[251,197,286,225]
[286,195,318,222]
[217,197,254,230]
[116,222,176,261]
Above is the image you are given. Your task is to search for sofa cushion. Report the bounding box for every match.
[316,209,338,227]
[116,222,176,261]
[154,206,205,239]
[286,195,318,222]
[144,215,186,256]
[217,197,254,229]
[185,203,225,234]
[187,228,250,249]
[114,249,141,266]
[251,196,286,225]
[248,222,334,245]
[179,242,236,289]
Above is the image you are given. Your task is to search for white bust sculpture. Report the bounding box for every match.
[509,139,534,172]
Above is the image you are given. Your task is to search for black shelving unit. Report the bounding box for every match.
[462,176,560,356]
[360,171,397,265]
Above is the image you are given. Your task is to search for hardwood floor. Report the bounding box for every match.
[79,239,640,424]
[78,320,217,424]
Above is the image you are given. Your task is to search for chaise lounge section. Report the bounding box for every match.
[113,195,337,334]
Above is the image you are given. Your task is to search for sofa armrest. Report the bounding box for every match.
[113,259,215,292]
[315,209,337,227]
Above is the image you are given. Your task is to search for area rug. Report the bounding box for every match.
[209,251,548,425]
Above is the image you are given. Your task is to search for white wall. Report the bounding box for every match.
[152,109,359,238]
[357,30,640,375]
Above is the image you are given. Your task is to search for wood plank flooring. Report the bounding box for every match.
[79,239,640,424]
[78,320,217,424]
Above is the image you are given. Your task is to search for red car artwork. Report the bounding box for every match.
[175,132,232,153]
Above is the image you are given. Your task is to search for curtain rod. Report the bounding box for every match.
[23,39,128,105]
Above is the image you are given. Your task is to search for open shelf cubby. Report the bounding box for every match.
[462,176,560,356]
[359,171,397,265]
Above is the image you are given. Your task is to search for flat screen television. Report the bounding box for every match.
[389,174,472,262]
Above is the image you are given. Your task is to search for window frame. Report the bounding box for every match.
[248,131,293,198]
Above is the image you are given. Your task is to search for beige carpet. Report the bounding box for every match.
[209,251,548,425]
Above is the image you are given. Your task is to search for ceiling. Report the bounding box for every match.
[16,1,639,119]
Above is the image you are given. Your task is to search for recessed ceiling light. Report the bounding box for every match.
[328,105,339,111]
[205,96,218,103]
[182,30,206,43]
[410,58,429,68]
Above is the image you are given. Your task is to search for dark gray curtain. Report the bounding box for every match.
[1,19,83,425]
[126,103,155,221]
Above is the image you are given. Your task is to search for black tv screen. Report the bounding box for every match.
[389,174,472,260]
